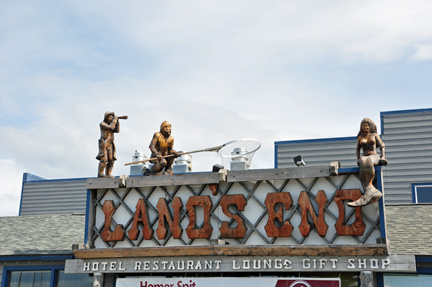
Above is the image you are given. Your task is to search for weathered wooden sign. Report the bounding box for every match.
[100,189,365,242]
[65,255,416,274]
[85,166,385,250]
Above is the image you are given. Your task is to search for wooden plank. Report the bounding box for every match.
[227,166,331,182]
[87,178,122,189]
[65,254,416,274]
[126,172,225,187]
[73,244,388,259]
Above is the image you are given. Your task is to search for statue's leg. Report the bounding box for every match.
[165,157,175,174]
[151,159,167,175]
[348,156,382,207]
[98,161,107,178]
[106,161,115,178]
[105,146,115,178]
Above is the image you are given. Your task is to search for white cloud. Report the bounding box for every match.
[1,0,432,217]
[0,159,22,216]
[411,44,432,62]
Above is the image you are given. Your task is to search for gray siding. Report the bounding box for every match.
[20,179,87,215]
[275,108,432,205]
[381,110,432,204]
[276,138,357,169]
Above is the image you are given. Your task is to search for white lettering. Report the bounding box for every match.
[134,261,142,271]
[382,258,390,269]
[101,262,108,271]
[330,259,338,269]
[168,261,176,270]
[186,260,194,270]
[83,262,90,272]
[215,260,222,270]
[177,261,185,270]
[263,259,272,269]
[303,259,311,269]
[161,261,168,270]
[153,261,159,270]
[319,259,327,269]
[109,262,117,271]
[358,259,367,269]
[243,260,250,270]
[284,259,293,270]
[274,259,282,269]
[253,260,261,270]
[347,259,355,269]
[92,262,99,271]
[119,261,126,271]
[205,260,212,270]
[232,260,240,270]
[370,259,379,269]
[143,261,150,271]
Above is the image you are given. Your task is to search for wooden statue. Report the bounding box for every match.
[96,112,127,178]
[149,121,179,175]
[348,118,388,207]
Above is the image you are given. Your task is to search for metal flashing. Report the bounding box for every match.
[380,108,432,116]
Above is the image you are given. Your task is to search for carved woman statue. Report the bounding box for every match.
[348,118,388,207]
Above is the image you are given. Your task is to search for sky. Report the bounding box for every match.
[1,0,432,216]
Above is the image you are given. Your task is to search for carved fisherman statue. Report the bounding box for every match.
[348,118,388,207]
[96,112,127,178]
[149,121,179,175]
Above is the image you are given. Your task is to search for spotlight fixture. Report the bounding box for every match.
[294,155,306,167]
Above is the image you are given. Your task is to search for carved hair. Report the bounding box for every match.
[160,121,171,132]
[104,111,115,121]
[357,118,377,137]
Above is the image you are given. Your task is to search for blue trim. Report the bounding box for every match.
[380,107,432,116]
[412,183,417,203]
[376,273,384,287]
[376,167,386,239]
[413,255,432,274]
[339,167,360,173]
[380,112,384,136]
[1,265,65,287]
[275,136,357,146]
[85,189,91,245]
[416,256,432,263]
[274,144,279,169]
[18,173,26,216]
[416,268,432,274]
[411,182,432,203]
[0,255,73,261]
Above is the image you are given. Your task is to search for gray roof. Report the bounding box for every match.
[0,213,85,256]
[385,204,432,255]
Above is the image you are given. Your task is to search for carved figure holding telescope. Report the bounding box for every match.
[96,112,128,178]
[348,118,388,207]
[149,121,179,175]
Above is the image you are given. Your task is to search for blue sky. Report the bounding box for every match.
[1,0,432,216]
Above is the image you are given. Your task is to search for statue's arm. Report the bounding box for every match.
[375,134,388,165]
[168,138,179,157]
[356,137,361,165]
[113,118,120,133]
[100,117,118,131]
[149,133,160,156]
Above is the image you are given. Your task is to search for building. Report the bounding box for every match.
[0,213,93,287]
[2,108,431,287]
